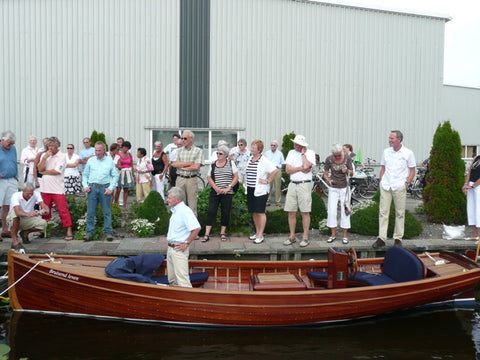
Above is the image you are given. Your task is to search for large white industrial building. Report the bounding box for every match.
[1,0,478,163]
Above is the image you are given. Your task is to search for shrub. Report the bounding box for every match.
[349,202,422,239]
[67,195,122,239]
[423,121,466,224]
[196,184,250,235]
[265,190,327,233]
[134,191,170,235]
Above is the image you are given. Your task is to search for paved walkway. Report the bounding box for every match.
[1,197,477,260]
[0,231,478,261]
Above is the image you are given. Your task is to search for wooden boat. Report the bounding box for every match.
[7,247,480,326]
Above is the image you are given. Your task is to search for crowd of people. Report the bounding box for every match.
[1,129,480,287]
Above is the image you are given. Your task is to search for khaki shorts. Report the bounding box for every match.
[7,212,48,232]
[284,182,312,213]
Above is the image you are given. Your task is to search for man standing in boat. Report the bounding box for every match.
[373,130,416,248]
[165,186,201,287]
[82,141,119,242]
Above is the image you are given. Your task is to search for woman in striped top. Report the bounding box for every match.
[203,145,239,242]
[245,140,279,244]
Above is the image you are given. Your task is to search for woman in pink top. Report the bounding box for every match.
[115,141,135,207]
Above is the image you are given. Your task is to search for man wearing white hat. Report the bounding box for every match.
[283,135,316,247]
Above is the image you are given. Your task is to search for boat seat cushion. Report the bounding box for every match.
[152,272,210,287]
[105,254,165,284]
[307,247,426,286]
[381,246,426,282]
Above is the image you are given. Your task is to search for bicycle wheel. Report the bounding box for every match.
[197,176,206,191]
[411,179,423,200]
[356,182,373,199]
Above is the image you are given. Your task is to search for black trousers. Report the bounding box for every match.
[206,191,234,227]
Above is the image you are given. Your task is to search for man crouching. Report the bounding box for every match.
[7,183,49,251]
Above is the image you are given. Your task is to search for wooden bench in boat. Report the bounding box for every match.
[250,272,307,291]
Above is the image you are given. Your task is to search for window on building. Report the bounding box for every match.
[463,145,478,159]
[150,129,241,164]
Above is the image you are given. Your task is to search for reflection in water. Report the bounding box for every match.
[4,305,480,360]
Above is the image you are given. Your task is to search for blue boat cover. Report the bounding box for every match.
[105,254,165,284]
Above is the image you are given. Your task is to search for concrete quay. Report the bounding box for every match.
[0,232,478,261]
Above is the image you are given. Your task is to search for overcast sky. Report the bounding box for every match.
[319,0,480,88]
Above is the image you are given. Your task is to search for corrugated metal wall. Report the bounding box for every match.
[441,85,480,146]
[1,0,463,162]
[210,0,446,160]
[0,0,180,150]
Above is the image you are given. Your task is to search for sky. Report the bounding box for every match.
[319,0,480,88]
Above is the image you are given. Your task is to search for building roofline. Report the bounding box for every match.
[295,0,452,22]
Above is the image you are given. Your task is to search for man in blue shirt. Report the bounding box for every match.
[82,141,119,241]
[0,130,18,239]
[264,140,285,207]
[166,187,201,287]
[79,137,95,171]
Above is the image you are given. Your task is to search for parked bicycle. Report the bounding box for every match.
[407,167,427,199]
[350,158,379,199]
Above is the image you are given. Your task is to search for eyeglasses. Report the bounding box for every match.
[216,152,224,155]
[83,141,89,144]
[181,137,189,140]
[333,154,342,158]
[271,144,277,147]
[238,143,244,146]
[67,147,73,150]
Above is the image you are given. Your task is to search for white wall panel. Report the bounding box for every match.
[0,0,179,151]
[441,85,480,146]
[210,0,446,161]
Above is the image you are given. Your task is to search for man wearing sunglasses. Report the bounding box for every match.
[172,130,203,215]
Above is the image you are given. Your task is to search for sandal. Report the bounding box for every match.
[220,234,228,242]
[64,235,74,241]
[201,235,210,243]
[20,230,31,244]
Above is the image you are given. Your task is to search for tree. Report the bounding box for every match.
[422,121,466,224]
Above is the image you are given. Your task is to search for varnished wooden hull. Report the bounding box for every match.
[8,250,480,326]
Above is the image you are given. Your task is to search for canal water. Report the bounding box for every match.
[2,303,480,359]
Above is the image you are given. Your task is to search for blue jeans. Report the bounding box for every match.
[87,185,112,235]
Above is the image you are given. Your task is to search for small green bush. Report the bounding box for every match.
[68,195,122,240]
[197,184,250,235]
[134,191,170,235]
[265,190,327,233]
[350,202,422,239]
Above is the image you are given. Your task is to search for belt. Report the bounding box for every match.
[177,174,197,179]
[291,180,311,184]
[89,183,109,187]
[168,242,185,247]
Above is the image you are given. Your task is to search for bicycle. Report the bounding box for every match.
[407,167,426,199]
[350,158,379,199]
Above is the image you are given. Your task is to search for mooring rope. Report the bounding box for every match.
[0,254,56,298]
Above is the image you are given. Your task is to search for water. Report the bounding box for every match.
[3,303,480,360]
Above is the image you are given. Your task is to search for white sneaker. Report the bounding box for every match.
[342,238,349,244]
[254,237,264,244]
[327,237,336,243]
[283,237,296,246]
[249,234,257,240]
[299,239,310,247]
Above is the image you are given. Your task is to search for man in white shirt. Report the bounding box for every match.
[7,183,49,251]
[20,136,38,184]
[283,135,316,247]
[264,140,285,206]
[373,130,416,248]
